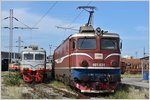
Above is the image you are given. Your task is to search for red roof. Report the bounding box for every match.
[121,58,141,65]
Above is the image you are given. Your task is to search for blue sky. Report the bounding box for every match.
[1,1,149,58]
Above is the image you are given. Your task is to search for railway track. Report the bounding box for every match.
[44,83,90,99]
[24,83,90,99]
[22,81,149,99]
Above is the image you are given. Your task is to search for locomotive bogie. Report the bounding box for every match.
[21,70,45,83]
[54,68,71,85]
[70,68,120,93]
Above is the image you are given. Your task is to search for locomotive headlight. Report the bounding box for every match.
[24,67,29,70]
[81,60,89,67]
[110,60,118,67]
[34,64,45,71]
[35,64,45,69]
[22,65,31,70]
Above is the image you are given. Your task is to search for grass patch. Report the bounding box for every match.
[121,73,142,78]
[50,80,76,92]
[128,87,149,99]
[3,72,21,86]
[108,90,128,99]
[106,85,149,99]
[49,80,77,98]
[50,80,66,88]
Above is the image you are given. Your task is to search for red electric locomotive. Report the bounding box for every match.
[53,6,122,93]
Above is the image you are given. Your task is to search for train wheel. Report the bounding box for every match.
[23,75,32,83]
[64,76,69,85]
[20,73,23,79]
[43,73,47,83]
[70,80,74,87]
[55,74,59,81]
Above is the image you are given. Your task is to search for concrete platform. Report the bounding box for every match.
[121,77,149,89]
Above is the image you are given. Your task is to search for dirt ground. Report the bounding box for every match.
[1,71,149,99]
[1,76,34,99]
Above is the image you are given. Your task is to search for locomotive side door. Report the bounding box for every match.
[69,38,77,85]
[69,38,76,67]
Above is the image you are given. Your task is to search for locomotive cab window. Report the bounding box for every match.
[71,39,76,50]
[24,53,33,60]
[78,38,96,50]
[101,38,118,50]
[35,54,44,60]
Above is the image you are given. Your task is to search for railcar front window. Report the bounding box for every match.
[101,38,118,50]
[35,54,44,60]
[24,54,33,60]
[78,38,96,50]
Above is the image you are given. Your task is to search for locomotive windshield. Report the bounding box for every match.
[78,38,96,50]
[35,54,44,60]
[24,53,33,60]
[101,38,118,50]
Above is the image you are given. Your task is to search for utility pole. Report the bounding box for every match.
[2,9,38,63]
[144,47,146,57]
[49,44,52,62]
[141,47,145,79]
[16,36,23,53]
[135,51,138,58]
[9,9,13,63]
[49,44,52,56]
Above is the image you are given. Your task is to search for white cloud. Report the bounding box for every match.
[2,8,81,33]
[1,8,82,52]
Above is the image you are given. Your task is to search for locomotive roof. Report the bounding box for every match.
[69,26,120,38]
[69,32,120,38]
[69,33,96,38]
[55,26,120,51]
[21,47,45,52]
[102,33,120,38]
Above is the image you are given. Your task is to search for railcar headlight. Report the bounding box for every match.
[81,60,89,67]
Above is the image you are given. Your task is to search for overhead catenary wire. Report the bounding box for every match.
[67,1,92,28]
[56,26,78,31]
[33,1,58,27]
[2,16,38,29]
[2,17,9,21]
[2,9,39,64]
[56,1,92,31]
[3,2,57,50]
[13,17,38,29]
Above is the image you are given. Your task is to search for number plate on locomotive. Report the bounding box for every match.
[94,53,103,59]
[93,63,105,67]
